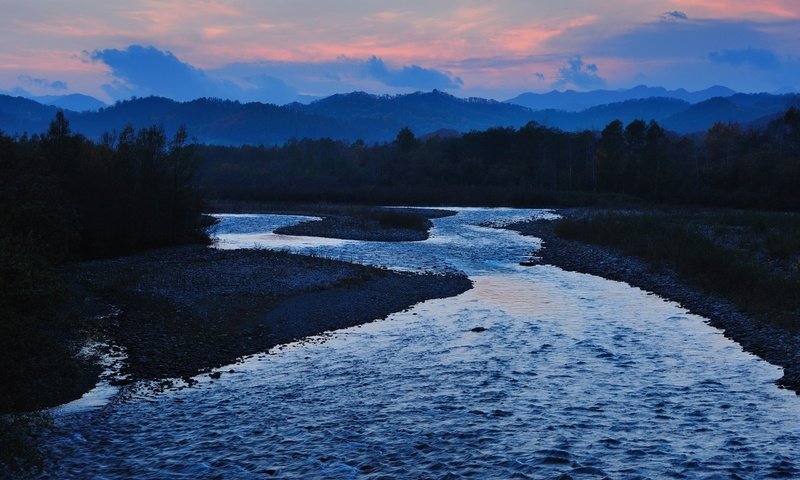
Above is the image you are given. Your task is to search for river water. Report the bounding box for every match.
[40,208,799,479]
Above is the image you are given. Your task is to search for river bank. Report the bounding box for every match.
[508,209,800,393]
[68,245,471,389]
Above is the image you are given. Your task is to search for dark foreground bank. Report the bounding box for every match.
[508,210,800,393]
[70,245,472,386]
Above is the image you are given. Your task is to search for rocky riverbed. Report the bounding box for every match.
[67,245,472,389]
[508,211,800,393]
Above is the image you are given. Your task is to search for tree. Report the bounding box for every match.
[704,122,742,190]
[595,120,626,192]
[395,127,418,153]
[625,119,647,194]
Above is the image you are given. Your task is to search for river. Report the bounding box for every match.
[40,208,799,479]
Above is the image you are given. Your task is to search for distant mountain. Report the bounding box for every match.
[0,89,107,112]
[530,97,691,132]
[70,97,352,145]
[507,85,736,112]
[0,91,535,145]
[527,93,799,134]
[297,90,534,140]
[34,93,107,112]
[1,90,798,144]
[0,96,60,134]
[660,93,800,133]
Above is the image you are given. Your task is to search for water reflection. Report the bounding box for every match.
[40,208,800,479]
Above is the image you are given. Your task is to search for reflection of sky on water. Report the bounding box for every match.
[40,208,800,480]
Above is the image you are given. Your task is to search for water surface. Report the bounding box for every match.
[41,208,799,479]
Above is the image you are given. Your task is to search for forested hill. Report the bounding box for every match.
[297,91,535,140]
[528,94,800,133]
[0,91,535,145]
[1,90,799,144]
[198,107,800,210]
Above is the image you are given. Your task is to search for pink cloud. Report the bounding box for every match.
[494,16,599,54]
[669,0,800,19]
[22,16,124,38]
[121,0,245,35]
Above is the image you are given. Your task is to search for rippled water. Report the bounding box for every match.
[41,208,799,479]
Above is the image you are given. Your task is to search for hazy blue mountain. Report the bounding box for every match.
[661,93,800,133]
[0,89,107,112]
[0,91,535,144]
[0,95,60,134]
[35,93,107,111]
[526,93,799,134]
[530,97,691,131]
[507,85,736,112]
[68,97,352,145]
[1,90,799,144]
[297,90,535,140]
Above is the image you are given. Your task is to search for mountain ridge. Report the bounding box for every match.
[507,85,737,111]
[1,89,798,144]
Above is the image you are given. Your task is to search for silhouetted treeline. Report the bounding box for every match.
[198,108,800,210]
[0,113,206,414]
[1,112,207,260]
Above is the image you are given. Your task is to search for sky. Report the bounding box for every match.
[1,1,799,104]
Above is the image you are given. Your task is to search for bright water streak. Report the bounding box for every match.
[41,208,799,479]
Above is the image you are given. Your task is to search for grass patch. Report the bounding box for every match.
[554,211,800,331]
[367,210,431,232]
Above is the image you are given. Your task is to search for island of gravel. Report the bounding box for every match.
[67,205,471,394]
[507,209,800,393]
[210,200,457,242]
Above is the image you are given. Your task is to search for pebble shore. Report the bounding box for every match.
[69,245,472,388]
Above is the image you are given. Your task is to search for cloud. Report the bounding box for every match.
[661,11,688,22]
[709,47,781,70]
[547,18,780,60]
[538,15,800,91]
[89,45,216,101]
[551,56,605,90]
[89,44,298,103]
[87,45,466,103]
[364,56,462,89]
[17,74,68,90]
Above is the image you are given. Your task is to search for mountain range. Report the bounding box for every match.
[0,88,107,112]
[1,87,798,145]
[506,85,738,111]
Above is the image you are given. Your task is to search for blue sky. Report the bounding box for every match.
[1,1,799,103]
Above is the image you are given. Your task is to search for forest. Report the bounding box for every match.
[198,107,800,210]
[0,112,206,415]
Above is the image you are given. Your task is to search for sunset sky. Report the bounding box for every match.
[2,1,799,104]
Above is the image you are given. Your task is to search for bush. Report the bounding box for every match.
[370,210,431,231]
